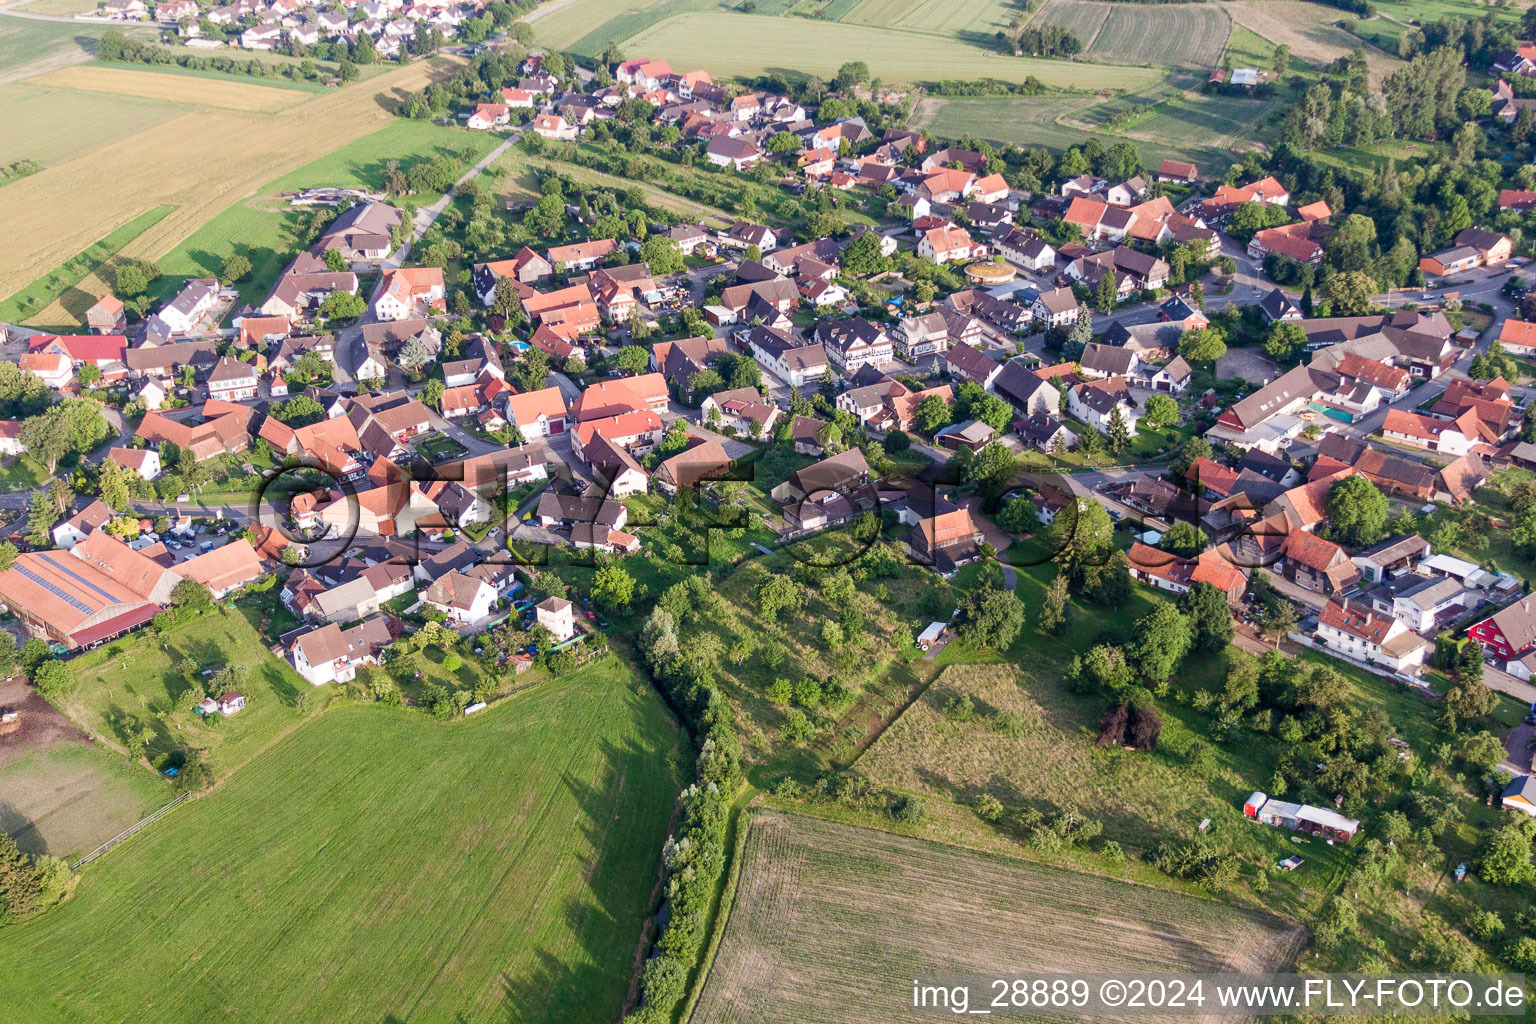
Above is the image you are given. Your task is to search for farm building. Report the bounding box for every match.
[1242,791,1359,841]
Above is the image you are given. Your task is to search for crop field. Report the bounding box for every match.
[0,81,184,168]
[0,203,173,326]
[534,0,726,55]
[691,811,1306,1023]
[29,63,308,111]
[0,655,685,1024]
[1087,4,1231,68]
[840,0,1023,36]
[1034,0,1110,46]
[620,12,1164,87]
[0,55,454,316]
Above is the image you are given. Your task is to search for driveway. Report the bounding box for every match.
[1504,721,1535,775]
[1485,663,1536,706]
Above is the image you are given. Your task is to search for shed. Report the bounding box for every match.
[917,621,947,650]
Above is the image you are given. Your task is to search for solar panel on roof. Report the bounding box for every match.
[13,564,95,616]
[38,554,123,606]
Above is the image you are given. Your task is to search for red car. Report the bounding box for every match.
[583,609,596,621]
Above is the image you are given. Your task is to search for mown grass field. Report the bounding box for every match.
[691,810,1305,1023]
[0,203,172,325]
[0,55,452,306]
[619,11,1164,87]
[910,80,1257,168]
[0,654,685,1024]
[1088,3,1231,68]
[0,740,173,860]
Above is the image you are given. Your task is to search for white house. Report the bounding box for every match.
[290,619,391,685]
[1315,597,1430,674]
[1068,378,1139,434]
[422,571,497,624]
[536,595,576,642]
[108,447,162,481]
[206,356,259,401]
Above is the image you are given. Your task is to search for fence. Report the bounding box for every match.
[70,791,189,871]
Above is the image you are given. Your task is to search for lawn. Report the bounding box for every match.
[691,809,1305,1023]
[58,607,327,779]
[619,11,1166,88]
[0,204,174,326]
[263,117,498,196]
[0,655,687,1024]
[0,17,149,77]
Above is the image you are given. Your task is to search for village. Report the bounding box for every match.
[12,10,1536,1017]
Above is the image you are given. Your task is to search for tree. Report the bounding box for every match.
[1162,521,1207,558]
[97,462,131,512]
[1105,406,1131,454]
[613,344,650,376]
[318,290,365,320]
[421,378,445,410]
[1323,271,1376,316]
[273,393,325,427]
[1049,497,1113,585]
[220,252,252,285]
[170,579,213,612]
[1141,393,1177,430]
[958,579,1025,651]
[913,393,952,434]
[592,562,636,610]
[1181,581,1234,653]
[840,230,890,276]
[638,235,684,275]
[1128,604,1191,683]
[1264,320,1307,363]
[26,491,57,548]
[1095,272,1118,314]
[490,275,525,329]
[1039,572,1070,634]
[997,496,1039,534]
[1477,819,1536,886]
[965,442,1018,499]
[324,248,348,272]
[1325,474,1389,547]
[756,574,804,621]
[1178,326,1227,365]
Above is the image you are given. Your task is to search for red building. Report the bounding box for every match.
[1468,595,1536,662]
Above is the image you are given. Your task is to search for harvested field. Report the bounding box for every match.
[0,55,453,308]
[1088,4,1230,68]
[27,63,308,111]
[691,810,1306,1024]
[0,675,172,859]
[620,11,1164,88]
[1225,1,1399,83]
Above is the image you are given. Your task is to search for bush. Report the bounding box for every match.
[975,793,1004,822]
[890,794,926,824]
